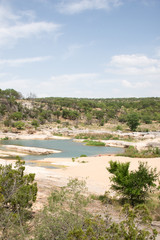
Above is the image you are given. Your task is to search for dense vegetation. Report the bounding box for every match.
[0,160,159,239]
[0,88,160,131]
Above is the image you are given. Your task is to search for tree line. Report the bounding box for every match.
[0,88,160,130]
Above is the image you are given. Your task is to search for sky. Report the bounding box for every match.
[0,0,160,98]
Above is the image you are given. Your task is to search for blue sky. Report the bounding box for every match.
[0,0,160,98]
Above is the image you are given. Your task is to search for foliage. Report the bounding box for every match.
[13,121,25,130]
[0,159,37,239]
[118,146,160,158]
[0,88,22,100]
[34,178,158,240]
[67,204,157,240]
[31,119,40,128]
[126,112,140,131]
[4,118,12,127]
[141,114,152,124]
[1,88,160,127]
[83,140,105,146]
[107,161,159,206]
[116,124,123,131]
[62,109,79,120]
[10,112,23,121]
[75,133,134,141]
[34,178,90,240]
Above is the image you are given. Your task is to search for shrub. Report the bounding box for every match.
[10,112,23,121]
[4,118,12,127]
[116,124,123,131]
[34,178,90,240]
[34,178,157,240]
[13,121,25,130]
[67,204,157,240]
[107,161,159,206]
[0,159,37,239]
[31,119,39,128]
[126,112,140,131]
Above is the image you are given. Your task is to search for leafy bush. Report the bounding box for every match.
[67,204,157,240]
[13,121,25,130]
[116,124,123,131]
[31,119,39,128]
[4,118,12,127]
[126,112,140,131]
[34,178,157,240]
[10,112,23,121]
[34,178,90,240]
[107,161,159,206]
[141,114,152,124]
[0,159,37,239]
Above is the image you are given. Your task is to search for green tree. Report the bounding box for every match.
[107,161,159,206]
[14,121,25,130]
[126,112,140,131]
[31,119,40,129]
[53,110,61,119]
[3,89,22,99]
[10,112,23,121]
[0,159,37,239]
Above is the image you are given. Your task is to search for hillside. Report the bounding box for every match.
[0,88,160,133]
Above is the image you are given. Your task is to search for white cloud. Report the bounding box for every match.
[122,80,151,88]
[106,54,160,76]
[0,4,61,47]
[57,0,122,14]
[0,56,51,66]
[0,22,60,46]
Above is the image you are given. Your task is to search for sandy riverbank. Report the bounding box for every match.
[33,155,160,194]
[1,155,160,196]
[0,129,160,195]
[1,129,160,204]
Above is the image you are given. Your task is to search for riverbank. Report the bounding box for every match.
[1,154,160,196]
[1,128,160,150]
[0,129,160,201]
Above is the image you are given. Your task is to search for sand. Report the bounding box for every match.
[1,155,160,196]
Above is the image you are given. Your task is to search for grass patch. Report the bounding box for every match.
[118,146,160,158]
[83,140,105,146]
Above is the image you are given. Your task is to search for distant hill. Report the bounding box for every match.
[0,88,160,130]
